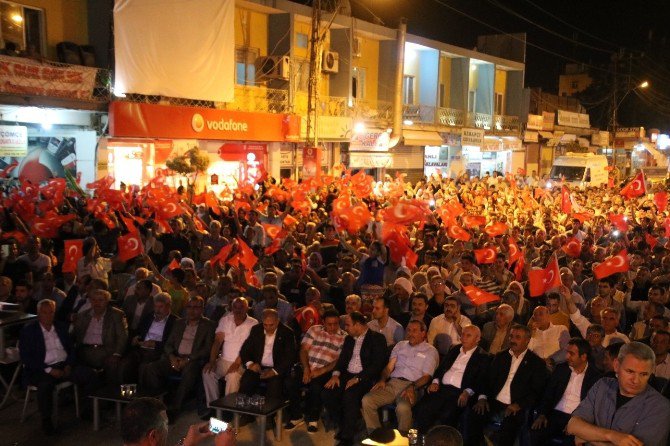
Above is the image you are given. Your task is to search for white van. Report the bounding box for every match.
[548,152,609,187]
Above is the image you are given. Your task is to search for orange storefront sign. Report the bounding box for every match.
[109,101,301,142]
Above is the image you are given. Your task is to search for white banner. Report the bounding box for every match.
[0,125,27,156]
[114,0,235,102]
[461,128,485,148]
[557,110,590,128]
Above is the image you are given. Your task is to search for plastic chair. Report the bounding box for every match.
[21,381,79,425]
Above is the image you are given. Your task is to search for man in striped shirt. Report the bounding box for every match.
[285,309,346,433]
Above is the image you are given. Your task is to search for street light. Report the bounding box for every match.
[611,80,648,176]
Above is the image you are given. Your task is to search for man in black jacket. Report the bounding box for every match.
[467,324,549,446]
[322,311,388,446]
[530,337,602,446]
[19,300,76,435]
[239,308,297,400]
[413,325,490,433]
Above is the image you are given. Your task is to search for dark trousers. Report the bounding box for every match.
[77,346,121,385]
[321,372,373,442]
[530,410,574,446]
[413,384,465,434]
[142,357,203,410]
[285,368,331,421]
[25,365,97,420]
[239,368,284,400]
[120,347,162,383]
[466,399,525,446]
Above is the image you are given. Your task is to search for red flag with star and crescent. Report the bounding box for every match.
[447,225,471,241]
[562,237,582,258]
[118,232,144,262]
[528,255,561,297]
[462,285,500,306]
[508,237,523,264]
[62,239,83,273]
[646,233,658,249]
[474,247,497,264]
[593,250,629,279]
[561,186,572,214]
[654,191,668,212]
[608,213,628,232]
[462,215,487,228]
[484,222,508,237]
[620,171,647,199]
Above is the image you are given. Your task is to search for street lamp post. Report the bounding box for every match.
[611,80,648,176]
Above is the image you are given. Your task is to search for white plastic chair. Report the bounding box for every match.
[21,380,79,425]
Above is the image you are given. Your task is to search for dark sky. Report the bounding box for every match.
[305,0,670,129]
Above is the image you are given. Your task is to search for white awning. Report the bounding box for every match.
[403,130,444,146]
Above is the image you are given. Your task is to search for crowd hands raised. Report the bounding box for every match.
[3,168,670,445]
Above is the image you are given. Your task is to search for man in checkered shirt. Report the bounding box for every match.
[284,308,346,433]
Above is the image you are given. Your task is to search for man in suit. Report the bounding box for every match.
[73,288,128,384]
[530,337,601,446]
[480,303,515,354]
[121,279,156,336]
[467,324,549,446]
[238,308,296,400]
[142,296,214,422]
[120,292,178,383]
[322,311,388,446]
[19,299,76,434]
[413,325,490,433]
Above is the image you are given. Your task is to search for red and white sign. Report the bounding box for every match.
[109,101,301,142]
[0,125,27,157]
[302,146,322,178]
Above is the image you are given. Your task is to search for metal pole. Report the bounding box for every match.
[391,18,407,144]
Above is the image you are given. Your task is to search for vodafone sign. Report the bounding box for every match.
[109,102,300,142]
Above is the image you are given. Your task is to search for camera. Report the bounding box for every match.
[209,417,228,434]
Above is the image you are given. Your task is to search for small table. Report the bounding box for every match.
[0,311,36,409]
[88,385,167,431]
[210,392,289,445]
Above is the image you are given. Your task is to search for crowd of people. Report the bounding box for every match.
[3,167,670,446]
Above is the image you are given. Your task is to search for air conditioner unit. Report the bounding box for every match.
[321,50,339,74]
[352,37,363,57]
[255,55,290,80]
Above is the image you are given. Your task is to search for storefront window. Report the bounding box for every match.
[549,165,585,182]
[0,2,45,56]
[235,47,258,86]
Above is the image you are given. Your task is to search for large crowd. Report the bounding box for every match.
[3,167,670,446]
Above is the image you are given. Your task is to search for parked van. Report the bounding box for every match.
[548,152,609,187]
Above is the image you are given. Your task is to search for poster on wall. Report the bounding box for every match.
[2,136,77,184]
[465,162,481,178]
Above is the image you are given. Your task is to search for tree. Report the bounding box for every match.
[165,147,210,201]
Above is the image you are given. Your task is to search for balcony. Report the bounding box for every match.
[219,85,288,113]
[293,92,350,117]
[402,104,436,125]
[353,99,392,122]
[0,55,110,109]
[494,114,521,133]
[438,107,466,127]
[467,112,493,129]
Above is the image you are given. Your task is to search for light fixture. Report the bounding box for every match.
[11,14,23,23]
[353,122,366,134]
[639,81,649,89]
[403,119,413,126]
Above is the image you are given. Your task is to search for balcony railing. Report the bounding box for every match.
[494,114,521,132]
[0,54,110,102]
[467,112,493,129]
[293,92,350,117]
[438,107,466,127]
[219,85,288,113]
[403,104,436,124]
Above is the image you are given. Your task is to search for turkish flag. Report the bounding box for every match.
[211,244,234,267]
[508,238,523,264]
[562,237,582,258]
[155,199,183,220]
[608,213,628,232]
[475,247,497,264]
[236,237,258,270]
[572,212,593,223]
[404,248,418,269]
[646,233,658,249]
[262,224,285,240]
[620,171,647,199]
[664,218,670,238]
[654,191,668,212]
[167,258,180,271]
[463,285,500,306]
[447,225,471,241]
[118,232,144,262]
[0,230,27,245]
[561,186,572,214]
[528,256,561,297]
[513,254,525,281]
[462,215,487,228]
[86,176,115,190]
[265,238,282,256]
[444,199,466,217]
[484,222,508,237]
[62,239,83,273]
[119,214,138,234]
[283,214,298,228]
[593,250,629,279]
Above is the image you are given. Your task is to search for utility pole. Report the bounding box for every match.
[306,0,323,148]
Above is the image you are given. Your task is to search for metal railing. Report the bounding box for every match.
[494,114,521,132]
[402,104,436,124]
[219,85,288,113]
[438,107,466,127]
[467,112,493,129]
[293,92,350,117]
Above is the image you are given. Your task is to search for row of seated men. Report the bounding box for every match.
[19,278,670,445]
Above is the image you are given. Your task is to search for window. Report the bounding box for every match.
[294,57,310,92]
[296,32,309,49]
[0,1,46,56]
[495,93,504,115]
[235,47,258,86]
[468,90,476,113]
[403,75,414,104]
[352,67,366,99]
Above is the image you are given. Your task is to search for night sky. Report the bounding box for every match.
[301,0,670,130]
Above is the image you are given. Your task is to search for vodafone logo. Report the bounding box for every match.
[191,113,205,132]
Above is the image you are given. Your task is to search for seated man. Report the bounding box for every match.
[73,289,128,384]
[238,308,296,401]
[322,311,388,446]
[19,300,76,435]
[252,284,294,325]
[142,296,215,422]
[367,296,404,348]
[285,309,347,433]
[427,297,471,355]
[413,325,489,433]
[202,297,257,409]
[530,337,601,446]
[122,279,156,337]
[121,292,178,383]
[527,305,570,367]
[567,342,670,446]
[362,320,439,435]
[467,324,548,446]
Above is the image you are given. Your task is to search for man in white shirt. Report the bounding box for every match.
[427,297,471,355]
[202,297,258,407]
[413,325,490,433]
[530,337,602,446]
[367,296,404,348]
[528,306,570,366]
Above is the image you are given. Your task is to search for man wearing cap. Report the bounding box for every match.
[362,320,438,435]
[389,277,413,319]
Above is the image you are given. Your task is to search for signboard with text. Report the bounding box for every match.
[527,114,543,130]
[461,128,485,148]
[542,112,555,131]
[0,125,27,156]
[557,110,590,128]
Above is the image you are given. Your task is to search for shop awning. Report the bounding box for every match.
[403,130,443,146]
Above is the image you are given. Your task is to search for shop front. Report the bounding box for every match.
[459,127,523,177]
[346,128,394,179]
[106,101,300,190]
